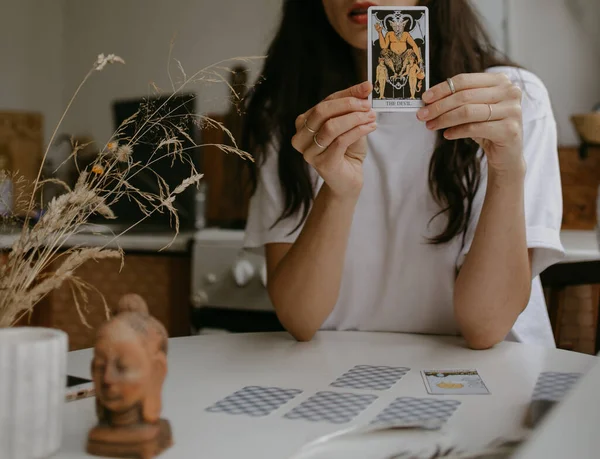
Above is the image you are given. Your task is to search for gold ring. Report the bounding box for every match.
[486,104,493,122]
[304,119,318,134]
[313,133,326,149]
[447,78,456,94]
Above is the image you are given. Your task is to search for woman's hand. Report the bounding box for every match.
[292,81,377,199]
[417,73,524,176]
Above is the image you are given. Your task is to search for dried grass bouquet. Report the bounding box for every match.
[0,50,256,327]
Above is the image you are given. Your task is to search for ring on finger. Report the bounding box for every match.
[486,104,493,122]
[304,119,318,134]
[446,78,456,95]
[313,133,326,149]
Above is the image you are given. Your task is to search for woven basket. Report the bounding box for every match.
[571,113,600,145]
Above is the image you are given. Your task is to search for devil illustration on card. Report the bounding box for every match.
[368,6,429,111]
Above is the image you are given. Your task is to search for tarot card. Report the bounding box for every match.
[283,391,377,424]
[371,397,461,426]
[525,372,582,427]
[368,6,429,111]
[205,386,302,417]
[421,370,491,395]
[531,372,582,402]
[330,365,410,390]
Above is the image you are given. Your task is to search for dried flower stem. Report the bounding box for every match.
[0,50,258,327]
[24,68,95,224]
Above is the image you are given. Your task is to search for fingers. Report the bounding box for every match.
[310,97,372,129]
[443,119,522,145]
[316,110,377,147]
[422,73,512,104]
[299,110,376,161]
[293,81,372,132]
[419,73,525,157]
[325,81,373,102]
[304,122,377,168]
[417,84,521,122]
[293,101,373,153]
[303,81,372,124]
[291,81,374,164]
[295,96,371,144]
[425,101,522,131]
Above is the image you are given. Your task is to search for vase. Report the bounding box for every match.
[0,327,68,459]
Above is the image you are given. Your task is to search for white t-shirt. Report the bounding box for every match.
[244,67,564,347]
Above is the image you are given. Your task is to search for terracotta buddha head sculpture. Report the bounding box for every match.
[87,294,172,459]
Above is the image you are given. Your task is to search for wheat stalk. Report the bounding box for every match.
[0,50,258,327]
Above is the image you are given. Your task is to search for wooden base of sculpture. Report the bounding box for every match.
[87,419,172,459]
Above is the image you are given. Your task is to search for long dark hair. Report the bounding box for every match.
[243,0,513,243]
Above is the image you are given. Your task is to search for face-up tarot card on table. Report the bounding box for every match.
[421,370,491,395]
[368,6,429,111]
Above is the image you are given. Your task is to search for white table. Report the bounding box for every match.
[560,230,600,264]
[59,332,595,458]
[515,356,600,459]
[0,229,195,253]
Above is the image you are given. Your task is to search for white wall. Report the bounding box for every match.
[473,0,508,54]
[0,0,65,145]
[566,0,600,55]
[508,0,600,145]
[61,0,282,145]
[2,0,596,149]
[474,0,600,145]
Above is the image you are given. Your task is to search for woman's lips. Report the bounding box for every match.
[349,12,369,25]
[348,2,376,26]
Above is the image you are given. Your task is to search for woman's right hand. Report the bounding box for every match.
[291,81,377,199]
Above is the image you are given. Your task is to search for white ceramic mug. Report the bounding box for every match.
[0,327,68,459]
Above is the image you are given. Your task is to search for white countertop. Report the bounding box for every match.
[2,228,598,260]
[60,332,595,459]
[0,229,195,253]
[195,228,600,264]
[559,229,600,264]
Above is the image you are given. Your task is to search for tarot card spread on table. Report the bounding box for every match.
[371,397,461,426]
[284,391,378,424]
[205,386,302,417]
[368,6,429,111]
[330,365,410,391]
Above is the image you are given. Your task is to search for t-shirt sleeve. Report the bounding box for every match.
[244,144,317,251]
[457,68,565,277]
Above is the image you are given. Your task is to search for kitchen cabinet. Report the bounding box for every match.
[2,231,194,351]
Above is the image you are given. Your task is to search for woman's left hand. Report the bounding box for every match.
[417,73,524,175]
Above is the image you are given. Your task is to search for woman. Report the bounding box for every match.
[242,0,563,349]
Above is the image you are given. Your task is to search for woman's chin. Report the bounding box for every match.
[348,37,369,51]
[351,42,369,51]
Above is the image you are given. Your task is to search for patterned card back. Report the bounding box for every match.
[372,397,461,426]
[532,372,582,401]
[284,391,378,424]
[206,386,302,417]
[330,365,410,390]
